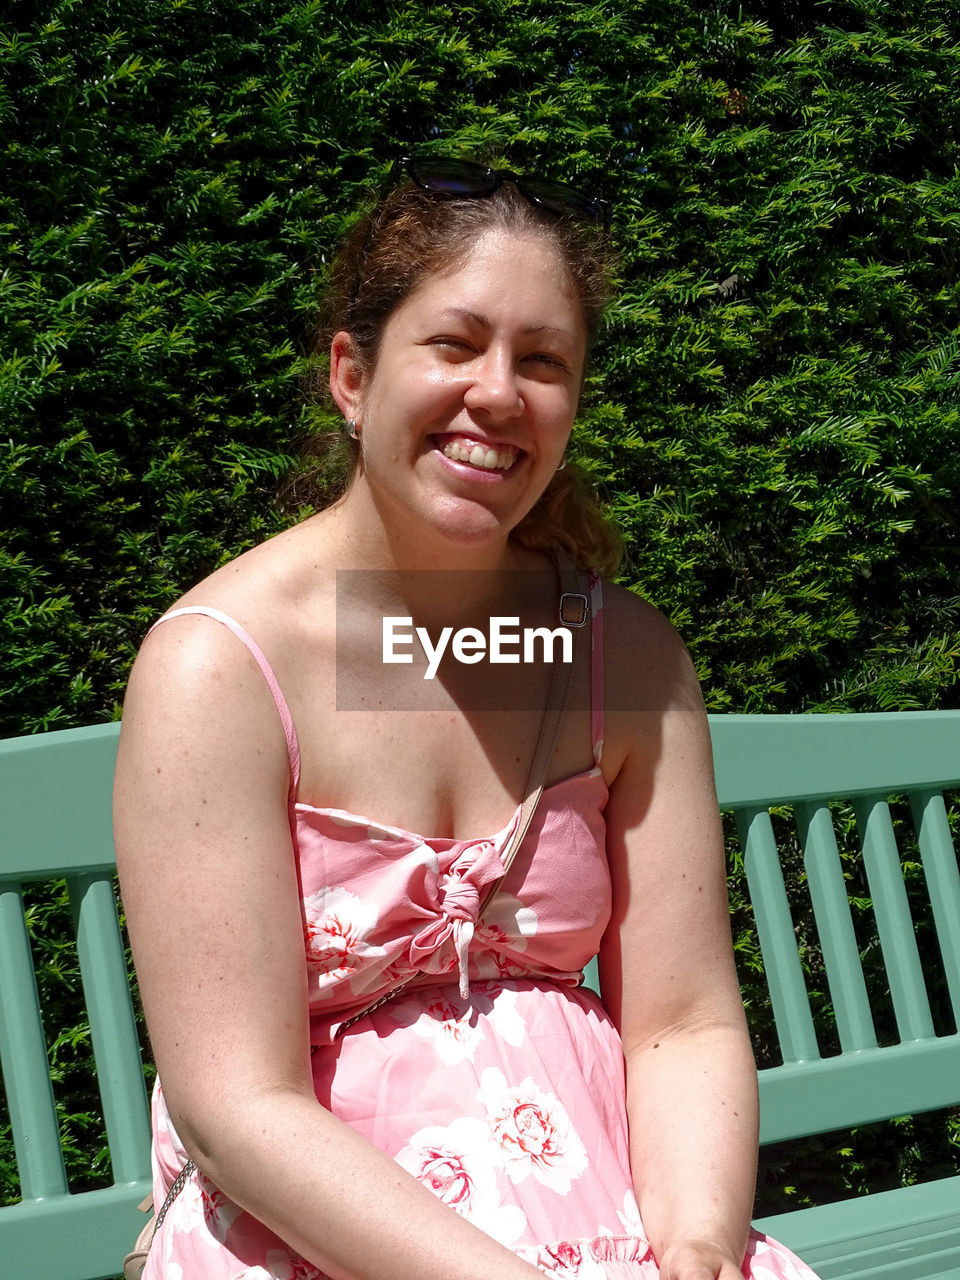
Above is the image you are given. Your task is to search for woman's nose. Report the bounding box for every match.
[463,349,523,418]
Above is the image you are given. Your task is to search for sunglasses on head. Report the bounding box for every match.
[388,155,611,227]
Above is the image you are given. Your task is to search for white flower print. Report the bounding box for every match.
[479,1068,588,1194]
[176,1170,242,1245]
[395,989,486,1065]
[472,951,534,983]
[471,982,526,1046]
[616,1189,643,1235]
[238,1255,324,1280]
[745,1247,804,1280]
[366,822,401,843]
[395,1116,526,1245]
[390,984,527,1064]
[597,1188,646,1242]
[535,1240,607,1278]
[265,1251,326,1279]
[325,812,398,845]
[302,886,386,993]
[477,893,538,952]
[154,1097,182,1149]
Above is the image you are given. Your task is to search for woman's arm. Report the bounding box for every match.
[599,596,758,1280]
[114,616,543,1280]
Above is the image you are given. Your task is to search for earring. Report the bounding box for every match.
[347,418,360,440]
[556,455,567,472]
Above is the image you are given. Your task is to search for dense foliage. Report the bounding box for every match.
[3,0,959,734]
[1,0,958,1233]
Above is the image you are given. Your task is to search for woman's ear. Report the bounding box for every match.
[329,331,365,422]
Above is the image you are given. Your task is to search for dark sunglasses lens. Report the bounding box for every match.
[408,159,497,196]
[517,177,604,222]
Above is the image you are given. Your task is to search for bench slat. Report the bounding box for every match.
[855,796,935,1042]
[0,723,119,879]
[796,802,877,1053]
[711,712,960,806]
[757,1033,960,1142]
[754,1174,960,1280]
[738,806,820,1064]
[0,1180,152,1280]
[69,873,152,1186]
[912,789,960,1019]
[0,884,69,1199]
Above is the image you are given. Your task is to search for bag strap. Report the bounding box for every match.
[476,551,585,914]
[122,1159,197,1277]
[335,553,588,1036]
[155,1159,196,1230]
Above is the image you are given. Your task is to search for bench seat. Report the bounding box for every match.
[0,1183,153,1280]
[755,1174,960,1279]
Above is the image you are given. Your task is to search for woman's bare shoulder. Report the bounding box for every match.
[171,517,326,613]
[120,518,335,751]
[143,516,332,652]
[599,578,703,711]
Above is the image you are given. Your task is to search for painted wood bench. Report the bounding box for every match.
[1,712,959,1280]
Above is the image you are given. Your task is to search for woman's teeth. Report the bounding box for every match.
[442,440,515,471]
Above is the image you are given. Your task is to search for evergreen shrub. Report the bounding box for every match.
[1,0,958,1228]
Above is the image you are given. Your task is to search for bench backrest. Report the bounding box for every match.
[0,723,150,1280]
[1,712,959,1278]
[713,712,960,1143]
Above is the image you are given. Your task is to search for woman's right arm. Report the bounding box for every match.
[114,617,542,1280]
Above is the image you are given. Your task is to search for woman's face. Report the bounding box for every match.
[333,227,587,556]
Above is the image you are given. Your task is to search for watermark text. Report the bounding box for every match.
[382,616,573,679]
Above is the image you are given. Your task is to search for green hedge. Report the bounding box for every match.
[1,0,958,1224]
[2,0,958,736]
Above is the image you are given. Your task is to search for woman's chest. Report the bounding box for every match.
[293,768,612,995]
[290,652,596,841]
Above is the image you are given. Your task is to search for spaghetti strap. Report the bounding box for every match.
[147,606,301,796]
[588,572,604,765]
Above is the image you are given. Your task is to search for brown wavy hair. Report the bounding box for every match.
[292,169,623,575]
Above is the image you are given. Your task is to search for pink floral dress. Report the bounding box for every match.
[143,593,820,1280]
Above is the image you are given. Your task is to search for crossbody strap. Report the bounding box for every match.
[335,552,588,1036]
[476,551,585,912]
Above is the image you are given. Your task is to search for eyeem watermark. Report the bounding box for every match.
[335,569,592,711]
[383,616,573,680]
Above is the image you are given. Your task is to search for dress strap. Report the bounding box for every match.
[147,606,301,797]
[588,572,604,765]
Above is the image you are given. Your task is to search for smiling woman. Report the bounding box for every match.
[328,229,586,558]
[114,157,824,1280]
[307,161,622,574]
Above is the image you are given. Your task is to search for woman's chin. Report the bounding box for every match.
[419,493,528,554]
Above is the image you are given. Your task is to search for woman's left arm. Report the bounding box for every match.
[599,594,758,1280]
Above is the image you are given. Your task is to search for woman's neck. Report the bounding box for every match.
[321,482,533,577]
[310,491,552,628]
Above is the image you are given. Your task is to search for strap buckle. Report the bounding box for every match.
[559,592,589,627]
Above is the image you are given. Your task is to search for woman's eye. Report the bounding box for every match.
[430,336,472,353]
[527,352,569,372]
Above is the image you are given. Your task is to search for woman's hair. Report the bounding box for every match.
[292,172,622,574]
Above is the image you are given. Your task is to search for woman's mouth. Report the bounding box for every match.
[439,436,519,472]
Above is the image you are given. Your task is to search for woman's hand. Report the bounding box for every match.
[659,1238,746,1280]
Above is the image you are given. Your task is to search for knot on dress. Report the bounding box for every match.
[408,839,504,999]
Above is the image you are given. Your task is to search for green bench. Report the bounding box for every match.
[2,713,959,1280]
